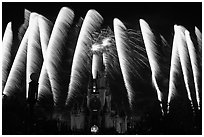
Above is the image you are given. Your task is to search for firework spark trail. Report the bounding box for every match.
[195,27,202,68]
[38,65,52,102]
[26,13,44,98]
[46,7,74,107]
[37,15,53,102]
[126,29,150,77]
[175,25,195,111]
[185,30,201,110]
[102,37,120,79]
[38,15,53,59]
[3,23,29,97]
[114,18,134,107]
[66,9,103,104]
[2,22,13,91]
[139,19,164,115]
[195,27,202,52]
[89,28,123,79]
[167,25,181,113]
[18,9,31,41]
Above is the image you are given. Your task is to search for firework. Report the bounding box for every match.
[139,19,164,115]
[18,9,31,41]
[113,18,134,107]
[195,27,202,69]
[91,28,120,79]
[66,9,103,105]
[38,14,53,59]
[176,25,196,111]
[195,26,202,53]
[167,25,181,113]
[2,22,13,91]
[46,7,74,107]
[26,13,43,98]
[37,15,53,102]
[185,30,201,110]
[92,44,103,79]
[3,23,29,97]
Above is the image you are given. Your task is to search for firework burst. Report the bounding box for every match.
[66,9,103,105]
[176,25,196,112]
[139,19,165,115]
[3,22,29,97]
[113,18,135,107]
[167,25,182,113]
[26,13,43,98]
[38,14,53,59]
[2,22,13,91]
[45,7,75,107]
[185,30,201,110]
[37,15,53,104]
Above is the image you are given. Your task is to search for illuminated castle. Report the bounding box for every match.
[69,40,127,134]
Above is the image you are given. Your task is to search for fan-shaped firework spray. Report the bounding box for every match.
[167,25,181,113]
[113,18,134,107]
[66,9,103,105]
[176,25,195,112]
[26,13,43,98]
[46,7,74,107]
[139,19,164,115]
[195,27,202,69]
[2,22,13,91]
[18,9,31,41]
[3,23,29,97]
[195,26,202,53]
[185,30,201,110]
[38,14,53,59]
[37,15,53,103]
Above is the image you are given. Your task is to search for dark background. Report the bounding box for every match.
[2,2,202,42]
[2,2,202,134]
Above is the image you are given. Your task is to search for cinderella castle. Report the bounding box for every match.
[68,41,128,134]
[2,5,201,135]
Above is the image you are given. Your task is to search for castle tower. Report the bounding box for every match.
[86,42,111,133]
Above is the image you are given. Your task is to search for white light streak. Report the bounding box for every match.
[66,9,103,104]
[114,18,133,107]
[3,24,29,97]
[175,25,195,111]
[37,15,53,102]
[26,13,43,98]
[167,25,181,113]
[139,19,163,115]
[185,30,201,110]
[46,7,74,106]
[2,22,13,91]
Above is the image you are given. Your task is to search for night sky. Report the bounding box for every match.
[2,2,202,42]
[2,1,202,111]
